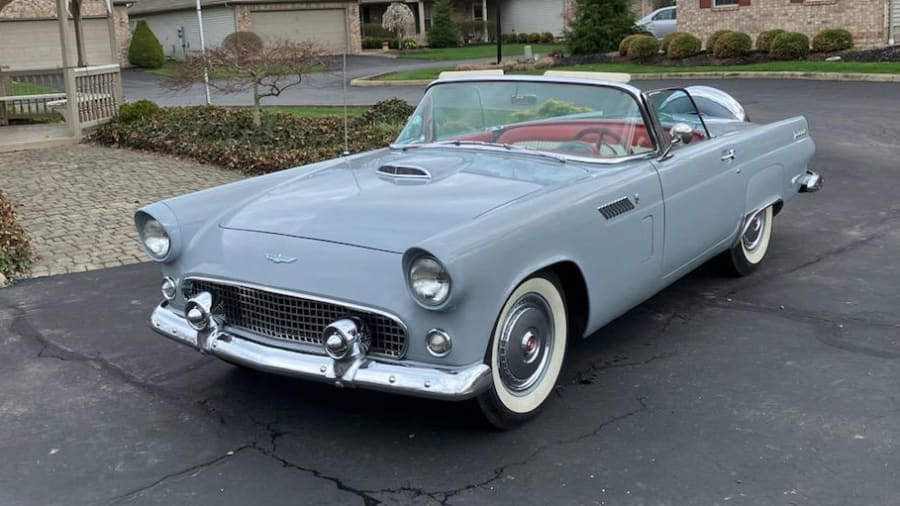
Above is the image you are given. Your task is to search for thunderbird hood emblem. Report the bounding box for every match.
[266,253,297,264]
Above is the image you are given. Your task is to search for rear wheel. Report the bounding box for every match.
[727,206,774,276]
[477,274,568,429]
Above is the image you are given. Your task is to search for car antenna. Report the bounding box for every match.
[342,48,350,156]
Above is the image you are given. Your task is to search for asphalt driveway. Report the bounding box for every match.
[1,80,899,505]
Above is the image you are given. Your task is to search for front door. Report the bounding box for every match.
[646,89,745,277]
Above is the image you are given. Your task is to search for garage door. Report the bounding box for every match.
[250,9,347,53]
[0,19,113,70]
[500,0,566,37]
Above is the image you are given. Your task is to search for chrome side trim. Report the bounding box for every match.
[183,276,408,333]
[150,302,491,401]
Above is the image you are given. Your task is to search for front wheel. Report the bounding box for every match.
[477,274,568,429]
[727,205,774,276]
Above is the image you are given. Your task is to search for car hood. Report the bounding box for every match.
[220,148,589,253]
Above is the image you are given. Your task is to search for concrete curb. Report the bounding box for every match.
[352,70,900,87]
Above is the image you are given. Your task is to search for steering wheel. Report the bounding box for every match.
[573,127,633,156]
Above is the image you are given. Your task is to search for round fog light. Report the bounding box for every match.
[161,277,177,301]
[425,329,452,357]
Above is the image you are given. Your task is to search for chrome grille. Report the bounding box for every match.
[183,279,407,358]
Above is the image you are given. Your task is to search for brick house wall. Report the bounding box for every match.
[676,0,889,48]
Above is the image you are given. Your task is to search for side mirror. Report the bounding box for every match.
[670,123,694,145]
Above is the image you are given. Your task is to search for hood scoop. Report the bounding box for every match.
[376,164,432,185]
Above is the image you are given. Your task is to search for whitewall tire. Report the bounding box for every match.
[477,274,568,429]
[728,205,774,276]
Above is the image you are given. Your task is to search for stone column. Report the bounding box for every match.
[57,0,81,138]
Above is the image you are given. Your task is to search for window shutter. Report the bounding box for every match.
[738,0,751,5]
[790,0,803,3]
[699,0,711,8]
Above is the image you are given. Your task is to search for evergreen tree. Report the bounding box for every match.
[427,0,459,48]
[565,0,637,55]
[128,20,165,68]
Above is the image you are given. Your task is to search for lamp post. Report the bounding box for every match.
[495,0,501,64]
[194,0,211,105]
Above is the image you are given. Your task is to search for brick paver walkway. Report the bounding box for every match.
[1,145,243,278]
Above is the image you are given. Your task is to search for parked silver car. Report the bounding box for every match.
[636,5,677,39]
[137,74,821,428]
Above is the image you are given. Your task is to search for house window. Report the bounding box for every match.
[714,0,739,5]
[472,3,484,21]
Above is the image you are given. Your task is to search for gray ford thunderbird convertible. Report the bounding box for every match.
[137,73,821,428]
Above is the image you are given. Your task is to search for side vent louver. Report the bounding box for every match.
[598,197,635,220]
[377,165,431,179]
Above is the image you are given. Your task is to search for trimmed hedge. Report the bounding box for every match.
[662,31,687,53]
[0,190,33,279]
[713,31,752,58]
[812,28,854,52]
[128,20,164,69]
[618,34,641,56]
[706,29,732,52]
[756,29,786,52]
[667,33,702,59]
[770,31,810,60]
[117,100,160,123]
[516,32,529,43]
[540,32,555,43]
[626,35,659,61]
[93,100,412,176]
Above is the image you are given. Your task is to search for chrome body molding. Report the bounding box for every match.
[150,302,492,400]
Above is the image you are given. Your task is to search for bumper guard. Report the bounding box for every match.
[150,302,492,401]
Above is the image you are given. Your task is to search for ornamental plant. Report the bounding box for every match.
[382,2,416,50]
[626,35,659,61]
[769,31,810,60]
[0,191,33,279]
[427,0,460,48]
[566,0,637,55]
[128,20,165,69]
[662,31,687,53]
[706,29,732,52]
[755,29,786,52]
[812,28,853,52]
[713,31,752,58]
[667,33,702,59]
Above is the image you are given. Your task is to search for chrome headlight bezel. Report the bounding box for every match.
[406,252,452,309]
[135,209,180,263]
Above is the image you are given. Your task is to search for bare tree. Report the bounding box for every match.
[168,34,331,127]
[382,2,416,49]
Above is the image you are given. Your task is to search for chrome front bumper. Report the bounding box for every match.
[796,169,823,193]
[150,302,492,401]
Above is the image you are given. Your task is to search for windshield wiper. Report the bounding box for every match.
[395,139,569,164]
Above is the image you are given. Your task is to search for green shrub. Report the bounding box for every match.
[566,0,637,55]
[540,32,555,43]
[812,28,853,52]
[527,32,542,43]
[516,32,529,43]
[755,29,786,52]
[128,20,165,69]
[401,38,418,50]
[93,104,411,175]
[222,31,263,53]
[427,0,459,48]
[117,100,160,123]
[361,98,415,125]
[706,29,732,51]
[501,33,516,43]
[713,31,752,58]
[0,191,33,279]
[626,35,659,61]
[667,33,702,59]
[769,31,810,60]
[618,34,641,56]
[661,31,686,53]
[362,36,382,49]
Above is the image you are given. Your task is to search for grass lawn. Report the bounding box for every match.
[146,61,326,79]
[11,81,59,95]
[397,43,563,61]
[376,60,900,80]
[263,105,368,117]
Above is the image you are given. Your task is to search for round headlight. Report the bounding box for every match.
[408,255,451,307]
[142,218,170,259]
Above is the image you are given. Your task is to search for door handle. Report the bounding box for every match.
[721,149,736,161]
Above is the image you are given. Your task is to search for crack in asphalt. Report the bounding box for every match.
[103,446,254,505]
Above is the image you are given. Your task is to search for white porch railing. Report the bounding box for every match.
[0,69,66,125]
[72,64,122,128]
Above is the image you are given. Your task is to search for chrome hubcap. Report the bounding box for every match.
[498,293,554,394]
[742,210,767,252]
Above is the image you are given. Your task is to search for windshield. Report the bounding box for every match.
[394,81,656,160]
